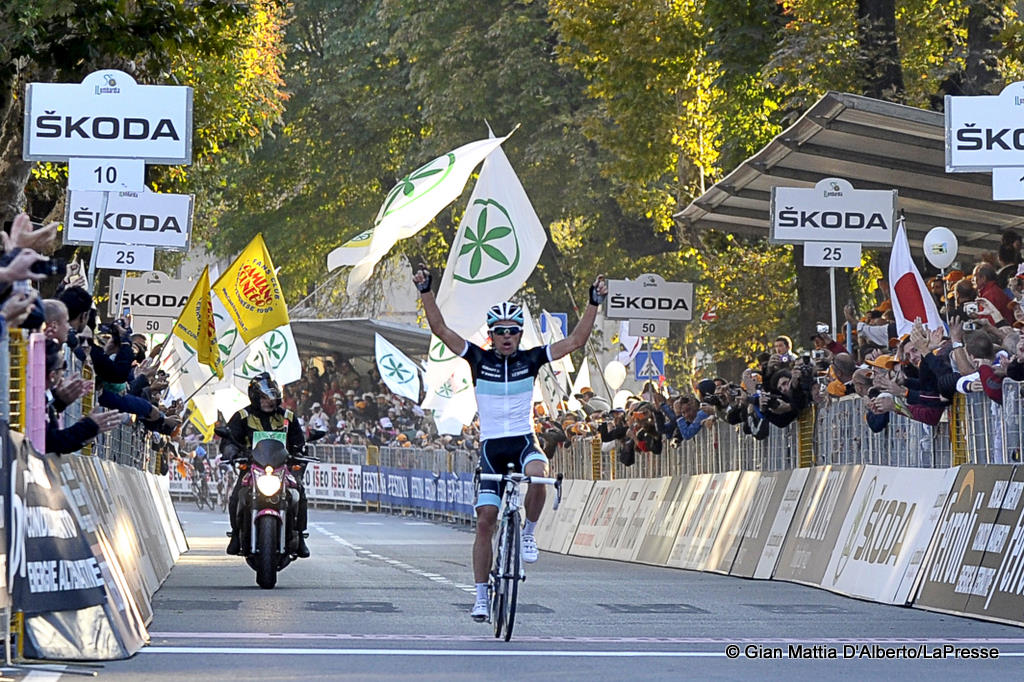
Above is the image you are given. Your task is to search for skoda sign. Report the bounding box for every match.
[946,82,1024,172]
[771,178,896,245]
[23,69,192,163]
[64,188,193,251]
[606,273,693,322]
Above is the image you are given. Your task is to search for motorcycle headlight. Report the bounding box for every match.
[256,473,283,496]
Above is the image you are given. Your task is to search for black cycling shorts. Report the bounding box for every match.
[476,434,548,509]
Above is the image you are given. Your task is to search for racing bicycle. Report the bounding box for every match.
[476,465,562,641]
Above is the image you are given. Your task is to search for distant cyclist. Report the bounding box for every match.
[413,264,607,621]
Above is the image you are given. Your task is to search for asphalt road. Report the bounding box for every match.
[27,503,1024,680]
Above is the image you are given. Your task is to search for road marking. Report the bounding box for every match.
[140,646,726,657]
[357,522,383,525]
[310,523,474,593]
[148,632,1024,645]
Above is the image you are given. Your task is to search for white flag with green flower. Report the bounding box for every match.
[434,142,548,337]
[375,333,421,401]
[347,134,511,294]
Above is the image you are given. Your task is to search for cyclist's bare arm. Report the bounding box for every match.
[414,265,466,355]
[550,274,607,361]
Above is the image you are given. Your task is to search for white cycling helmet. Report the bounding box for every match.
[486,301,524,328]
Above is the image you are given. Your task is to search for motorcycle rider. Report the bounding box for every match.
[224,372,310,558]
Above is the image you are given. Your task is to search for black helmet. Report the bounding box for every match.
[248,371,281,407]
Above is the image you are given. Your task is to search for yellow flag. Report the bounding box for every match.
[172,266,223,378]
[187,400,216,442]
[212,234,289,343]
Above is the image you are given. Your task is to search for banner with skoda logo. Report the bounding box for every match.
[821,466,957,604]
[771,178,896,245]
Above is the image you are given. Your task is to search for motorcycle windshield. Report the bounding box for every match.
[251,439,289,468]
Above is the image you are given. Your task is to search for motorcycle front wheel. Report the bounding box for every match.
[255,515,279,589]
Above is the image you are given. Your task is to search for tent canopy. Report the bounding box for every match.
[290,318,430,359]
[675,91,1024,260]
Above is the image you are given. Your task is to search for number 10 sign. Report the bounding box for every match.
[803,242,862,268]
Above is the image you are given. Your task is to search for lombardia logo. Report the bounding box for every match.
[235,260,277,311]
[453,198,520,284]
[376,154,455,223]
[380,354,414,384]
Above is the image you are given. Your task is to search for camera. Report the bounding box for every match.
[816,376,830,390]
[29,257,67,279]
[964,302,979,316]
[811,349,826,361]
[868,386,881,399]
[963,321,978,331]
[801,354,811,365]
[816,323,830,335]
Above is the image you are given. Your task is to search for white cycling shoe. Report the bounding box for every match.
[471,599,488,622]
[522,534,539,563]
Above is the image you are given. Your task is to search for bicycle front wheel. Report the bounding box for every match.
[501,510,520,642]
[490,516,507,638]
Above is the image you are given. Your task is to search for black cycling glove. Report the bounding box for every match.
[589,283,606,306]
[415,270,433,294]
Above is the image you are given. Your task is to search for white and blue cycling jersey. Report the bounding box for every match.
[461,341,552,508]
[460,341,553,441]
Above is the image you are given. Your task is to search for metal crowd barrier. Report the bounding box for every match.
[555,383,1024,479]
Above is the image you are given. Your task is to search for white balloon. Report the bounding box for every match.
[604,360,628,390]
[923,226,958,270]
[612,390,633,410]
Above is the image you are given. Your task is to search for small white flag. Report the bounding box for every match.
[375,333,421,401]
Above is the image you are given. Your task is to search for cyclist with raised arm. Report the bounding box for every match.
[413,265,607,621]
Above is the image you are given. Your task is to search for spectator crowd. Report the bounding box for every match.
[11,207,1024,470]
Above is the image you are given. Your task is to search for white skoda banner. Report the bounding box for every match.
[606,273,694,322]
[771,178,896,245]
[946,82,1024,172]
[23,70,192,163]
[64,189,193,250]
[822,466,957,604]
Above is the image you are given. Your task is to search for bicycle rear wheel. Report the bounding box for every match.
[500,510,520,641]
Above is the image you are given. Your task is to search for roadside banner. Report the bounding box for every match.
[535,479,593,554]
[914,465,1023,623]
[605,477,673,563]
[303,463,362,504]
[666,472,740,571]
[634,476,697,566]
[568,480,629,558]
[706,471,763,574]
[773,465,864,585]
[822,465,957,604]
[732,469,809,579]
[6,431,106,614]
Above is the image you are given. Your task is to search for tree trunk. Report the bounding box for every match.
[963,0,1003,95]
[856,0,905,101]
[794,246,853,349]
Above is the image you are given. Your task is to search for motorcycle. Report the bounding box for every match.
[216,427,319,589]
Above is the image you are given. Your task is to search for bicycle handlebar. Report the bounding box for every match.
[475,469,564,510]
[477,473,557,485]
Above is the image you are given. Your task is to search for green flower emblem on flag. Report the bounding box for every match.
[453,198,521,284]
[376,154,456,224]
[380,353,414,384]
[429,337,457,363]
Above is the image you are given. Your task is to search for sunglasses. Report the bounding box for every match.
[490,325,522,336]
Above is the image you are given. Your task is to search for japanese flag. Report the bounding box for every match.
[888,222,943,337]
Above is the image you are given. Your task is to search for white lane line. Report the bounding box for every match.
[357,522,383,526]
[23,667,67,681]
[147,632,1024,645]
[310,523,473,593]
[141,646,726,658]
